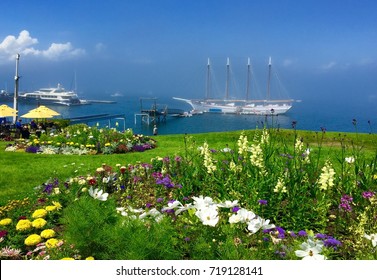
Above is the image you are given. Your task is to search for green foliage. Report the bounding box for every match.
[1,127,377,260]
[60,196,181,259]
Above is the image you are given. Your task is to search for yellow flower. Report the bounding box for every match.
[52,201,62,210]
[46,238,60,248]
[96,167,105,172]
[32,208,48,219]
[105,143,111,147]
[25,234,42,246]
[45,205,57,212]
[0,218,12,226]
[40,229,56,239]
[16,219,32,231]
[61,257,75,260]
[32,218,47,229]
[85,256,95,260]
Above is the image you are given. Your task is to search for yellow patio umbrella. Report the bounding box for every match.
[20,108,54,119]
[36,105,60,116]
[20,105,60,119]
[0,104,17,117]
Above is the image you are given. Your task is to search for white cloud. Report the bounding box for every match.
[322,61,337,70]
[0,30,85,62]
[282,59,294,67]
[95,42,106,53]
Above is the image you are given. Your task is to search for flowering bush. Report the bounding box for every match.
[1,128,377,260]
[4,124,157,155]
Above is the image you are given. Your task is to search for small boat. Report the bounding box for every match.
[0,89,13,102]
[174,57,294,115]
[18,83,86,106]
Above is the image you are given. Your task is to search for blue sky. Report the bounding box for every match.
[1,0,377,104]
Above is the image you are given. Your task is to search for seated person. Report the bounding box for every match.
[21,125,30,139]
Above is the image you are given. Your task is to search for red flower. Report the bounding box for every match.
[88,178,97,185]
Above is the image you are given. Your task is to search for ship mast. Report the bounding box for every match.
[246,57,251,100]
[206,58,211,99]
[225,57,230,100]
[266,57,272,100]
[13,54,20,124]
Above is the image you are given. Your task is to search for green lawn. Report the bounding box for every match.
[1,129,377,205]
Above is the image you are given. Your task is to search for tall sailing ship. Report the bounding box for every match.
[174,57,294,115]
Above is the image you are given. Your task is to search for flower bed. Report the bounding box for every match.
[4,124,156,155]
[0,129,376,260]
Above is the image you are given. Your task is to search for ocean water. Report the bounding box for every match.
[3,94,377,136]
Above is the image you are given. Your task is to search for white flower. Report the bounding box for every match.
[161,200,194,215]
[217,200,238,208]
[139,208,163,222]
[295,237,326,260]
[247,216,275,234]
[78,179,86,185]
[345,156,355,164]
[229,208,256,224]
[162,200,183,212]
[221,147,232,153]
[88,187,108,201]
[273,177,287,193]
[195,205,219,227]
[364,233,377,247]
[229,213,243,224]
[127,206,144,213]
[116,207,128,216]
[192,195,215,209]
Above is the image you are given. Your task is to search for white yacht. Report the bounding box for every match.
[174,57,294,115]
[18,83,85,106]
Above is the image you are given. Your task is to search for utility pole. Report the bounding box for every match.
[13,53,20,124]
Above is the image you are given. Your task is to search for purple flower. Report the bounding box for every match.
[339,202,352,212]
[25,145,40,153]
[164,209,175,214]
[163,157,170,163]
[43,183,53,194]
[175,156,182,162]
[132,145,146,152]
[146,203,152,208]
[362,191,375,199]
[184,237,190,242]
[133,176,142,183]
[324,237,342,249]
[258,199,268,205]
[290,231,297,238]
[275,250,286,258]
[339,194,353,212]
[275,227,286,239]
[0,230,8,238]
[155,175,175,188]
[315,233,327,239]
[298,230,307,237]
[156,197,164,203]
[232,206,240,213]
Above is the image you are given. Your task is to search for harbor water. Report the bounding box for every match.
[2,94,377,136]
